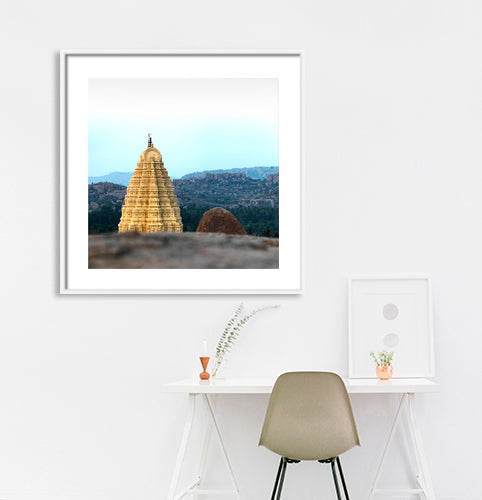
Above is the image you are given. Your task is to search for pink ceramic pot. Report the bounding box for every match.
[376,365,393,380]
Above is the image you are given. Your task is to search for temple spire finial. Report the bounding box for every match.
[147,133,153,148]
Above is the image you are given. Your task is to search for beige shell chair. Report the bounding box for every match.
[259,372,360,500]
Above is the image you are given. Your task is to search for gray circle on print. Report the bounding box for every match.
[383,303,399,320]
[383,333,400,348]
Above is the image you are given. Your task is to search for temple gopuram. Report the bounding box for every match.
[118,135,183,233]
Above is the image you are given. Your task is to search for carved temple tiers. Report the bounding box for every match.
[118,138,183,233]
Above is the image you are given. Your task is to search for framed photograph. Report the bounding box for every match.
[348,275,434,378]
[60,50,302,294]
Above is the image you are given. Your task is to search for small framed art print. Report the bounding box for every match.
[348,275,434,378]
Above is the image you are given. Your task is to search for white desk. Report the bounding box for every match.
[162,377,439,500]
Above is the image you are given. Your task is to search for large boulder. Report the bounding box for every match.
[196,207,246,235]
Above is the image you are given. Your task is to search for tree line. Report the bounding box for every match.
[89,202,279,238]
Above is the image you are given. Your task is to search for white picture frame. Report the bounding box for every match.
[60,50,303,294]
[348,275,434,378]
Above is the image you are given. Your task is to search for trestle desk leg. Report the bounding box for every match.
[368,393,407,500]
[167,394,197,500]
[407,393,436,500]
[402,395,425,499]
[202,394,241,500]
[193,395,216,500]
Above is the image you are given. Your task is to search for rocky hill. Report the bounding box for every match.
[172,172,279,208]
[88,174,279,210]
[88,182,126,212]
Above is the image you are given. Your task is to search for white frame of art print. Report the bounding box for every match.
[348,275,435,379]
[60,49,303,294]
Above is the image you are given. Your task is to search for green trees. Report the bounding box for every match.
[88,202,279,238]
[88,201,122,233]
[261,225,274,237]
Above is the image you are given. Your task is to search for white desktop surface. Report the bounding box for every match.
[161,377,439,394]
[162,376,439,500]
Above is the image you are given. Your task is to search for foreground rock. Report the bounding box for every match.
[89,232,279,269]
[196,207,246,235]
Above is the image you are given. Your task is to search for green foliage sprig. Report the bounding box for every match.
[212,303,279,377]
[369,349,394,366]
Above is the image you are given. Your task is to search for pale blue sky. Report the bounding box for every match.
[88,78,278,179]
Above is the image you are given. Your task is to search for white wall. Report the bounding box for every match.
[1,1,481,499]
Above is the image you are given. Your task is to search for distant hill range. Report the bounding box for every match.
[181,166,278,180]
[88,166,279,186]
[88,171,134,186]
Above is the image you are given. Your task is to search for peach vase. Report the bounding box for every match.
[376,365,393,380]
[199,356,210,380]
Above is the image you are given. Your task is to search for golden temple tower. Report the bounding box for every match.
[118,135,183,233]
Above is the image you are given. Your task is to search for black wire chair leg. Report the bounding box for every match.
[336,456,350,500]
[331,459,342,500]
[275,457,288,500]
[270,457,284,500]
